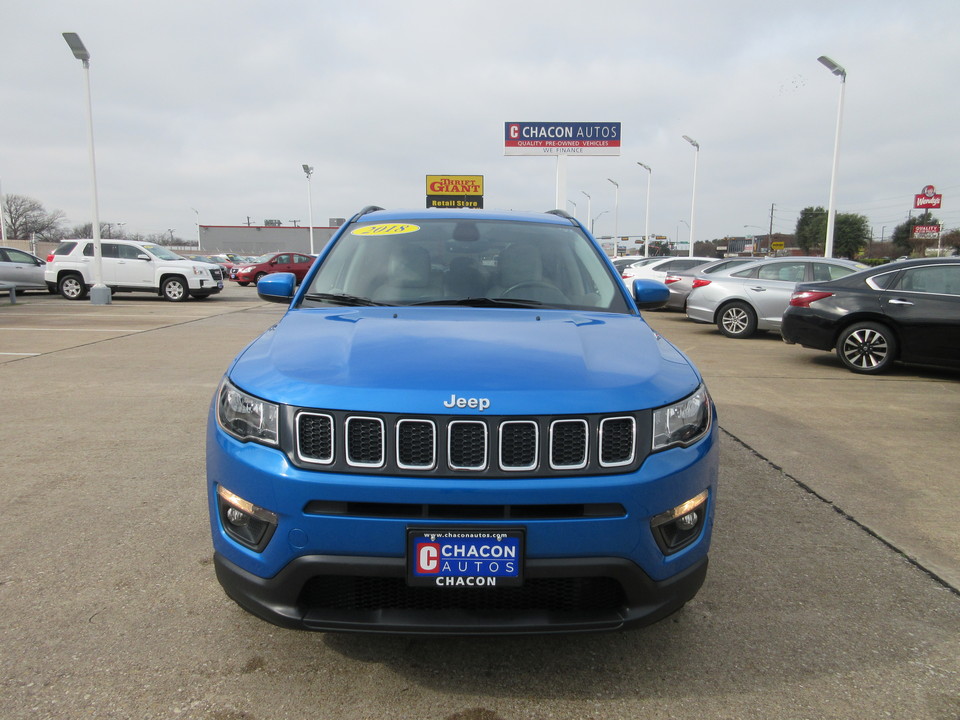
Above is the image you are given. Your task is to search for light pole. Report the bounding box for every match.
[191,208,201,250]
[607,178,619,256]
[63,32,110,304]
[567,199,577,216]
[581,191,592,233]
[744,224,763,256]
[818,55,846,259]
[592,210,608,235]
[637,162,652,257]
[682,135,699,258]
[303,164,315,254]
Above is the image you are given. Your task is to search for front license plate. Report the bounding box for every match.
[407,528,524,588]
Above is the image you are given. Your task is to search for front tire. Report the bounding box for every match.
[837,322,897,374]
[161,276,189,302]
[59,273,88,300]
[717,301,757,338]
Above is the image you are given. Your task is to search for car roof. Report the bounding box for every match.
[354,207,578,226]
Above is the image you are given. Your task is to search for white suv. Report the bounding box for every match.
[45,239,224,301]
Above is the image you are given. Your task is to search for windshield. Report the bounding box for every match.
[302,217,631,313]
[250,253,275,264]
[142,244,186,261]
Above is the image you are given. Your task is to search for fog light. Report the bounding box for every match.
[676,511,698,531]
[651,490,708,554]
[226,507,250,527]
[217,485,278,552]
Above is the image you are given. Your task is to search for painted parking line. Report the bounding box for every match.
[0,327,144,332]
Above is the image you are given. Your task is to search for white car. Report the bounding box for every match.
[622,256,714,282]
[45,239,224,301]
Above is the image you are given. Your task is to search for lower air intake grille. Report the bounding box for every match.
[300,576,626,613]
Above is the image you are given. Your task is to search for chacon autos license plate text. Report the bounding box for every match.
[407,528,524,588]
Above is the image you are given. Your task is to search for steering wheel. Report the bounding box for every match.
[504,280,560,296]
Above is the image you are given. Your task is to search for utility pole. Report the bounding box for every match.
[768,203,775,255]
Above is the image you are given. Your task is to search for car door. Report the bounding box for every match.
[0,248,46,288]
[86,242,122,285]
[883,264,960,367]
[114,243,155,288]
[270,254,292,277]
[743,261,807,328]
[292,254,314,281]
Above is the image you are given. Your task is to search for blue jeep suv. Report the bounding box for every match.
[207,206,718,634]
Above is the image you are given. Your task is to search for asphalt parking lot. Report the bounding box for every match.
[1,285,958,720]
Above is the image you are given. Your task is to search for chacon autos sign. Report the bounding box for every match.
[504,122,621,156]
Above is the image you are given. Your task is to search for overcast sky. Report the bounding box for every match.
[3,0,958,248]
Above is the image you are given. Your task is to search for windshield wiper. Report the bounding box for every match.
[302,292,385,307]
[407,297,545,308]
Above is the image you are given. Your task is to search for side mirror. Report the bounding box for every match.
[632,278,669,310]
[137,254,151,261]
[257,272,296,304]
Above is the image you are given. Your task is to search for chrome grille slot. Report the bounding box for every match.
[396,419,436,469]
[550,419,588,469]
[345,416,385,467]
[599,416,636,467]
[297,412,334,465]
[499,420,538,471]
[448,420,487,471]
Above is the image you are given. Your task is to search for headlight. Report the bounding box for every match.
[652,384,711,452]
[216,379,279,445]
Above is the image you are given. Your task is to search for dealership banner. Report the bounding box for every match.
[504,122,621,156]
[426,175,484,209]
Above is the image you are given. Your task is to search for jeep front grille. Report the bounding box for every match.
[292,409,649,478]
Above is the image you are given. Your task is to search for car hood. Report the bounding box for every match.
[228,307,702,415]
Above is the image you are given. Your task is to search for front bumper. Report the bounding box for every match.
[214,551,708,635]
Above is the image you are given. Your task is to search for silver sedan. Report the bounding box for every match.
[0,246,49,292]
[662,257,759,311]
[685,256,867,338]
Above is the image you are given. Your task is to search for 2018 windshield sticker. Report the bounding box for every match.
[352,223,421,236]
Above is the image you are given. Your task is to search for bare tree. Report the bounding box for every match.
[2,194,66,240]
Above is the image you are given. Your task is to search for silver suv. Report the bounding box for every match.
[45,239,224,301]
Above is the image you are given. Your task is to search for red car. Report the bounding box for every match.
[230,252,315,286]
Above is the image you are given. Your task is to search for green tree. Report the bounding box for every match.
[2,194,66,240]
[832,213,872,259]
[891,211,940,256]
[795,206,826,254]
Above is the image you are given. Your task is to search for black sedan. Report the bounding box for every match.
[781,257,960,374]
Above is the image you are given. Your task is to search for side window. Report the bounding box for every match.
[897,265,960,295]
[275,254,290,264]
[117,245,142,259]
[6,249,34,263]
[295,254,312,264]
[101,243,120,259]
[82,243,94,257]
[732,265,760,279]
[758,262,804,282]
[811,262,856,281]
